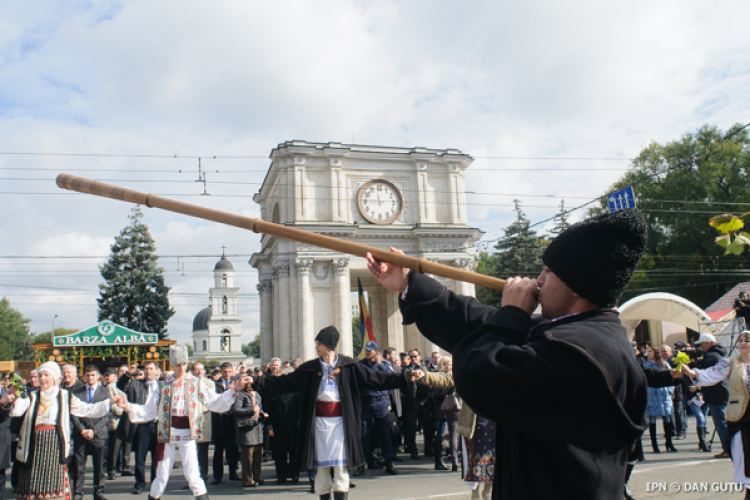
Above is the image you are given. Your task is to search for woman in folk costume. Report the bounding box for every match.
[116,345,251,500]
[682,330,750,499]
[253,326,410,500]
[0,362,114,500]
[412,367,495,500]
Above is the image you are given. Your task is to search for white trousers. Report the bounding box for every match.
[149,439,206,498]
[315,465,349,495]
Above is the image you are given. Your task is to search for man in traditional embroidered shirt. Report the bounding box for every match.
[116,345,250,500]
[252,326,410,500]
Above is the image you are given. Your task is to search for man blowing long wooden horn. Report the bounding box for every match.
[367,208,650,500]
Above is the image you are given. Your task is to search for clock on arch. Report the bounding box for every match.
[356,179,404,225]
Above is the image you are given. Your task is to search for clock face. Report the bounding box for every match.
[357,179,404,224]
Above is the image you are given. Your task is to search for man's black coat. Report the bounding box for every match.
[694,344,729,406]
[71,385,110,443]
[116,374,150,442]
[255,354,408,472]
[0,388,12,470]
[400,272,647,500]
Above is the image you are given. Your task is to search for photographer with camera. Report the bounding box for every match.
[735,292,750,327]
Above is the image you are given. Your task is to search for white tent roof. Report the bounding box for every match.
[618,292,716,336]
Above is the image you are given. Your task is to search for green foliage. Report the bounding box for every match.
[0,298,33,361]
[30,327,78,345]
[475,201,547,307]
[185,343,194,357]
[98,207,174,339]
[549,200,571,235]
[604,124,750,307]
[242,335,261,358]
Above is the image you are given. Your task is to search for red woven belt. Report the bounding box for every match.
[35,425,55,431]
[316,401,342,417]
[171,416,190,429]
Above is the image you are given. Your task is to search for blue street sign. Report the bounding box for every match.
[607,186,636,213]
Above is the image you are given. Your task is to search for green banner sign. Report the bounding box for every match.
[54,320,158,346]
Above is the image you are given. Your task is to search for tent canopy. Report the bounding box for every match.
[618,292,715,336]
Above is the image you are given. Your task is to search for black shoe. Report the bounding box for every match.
[391,455,403,462]
[319,494,330,500]
[352,466,365,477]
[333,492,348,500]
[434,461,449,471]
[410,453,419,460]
[256,480,264,486]
[229,475,241,481]
[452,463,458,472]
[384,457,398,475]
[291,476,299,484]
[95,495,109,500]
[195,494,209,500]
[133,489,142,495]
[349,482,356,488]
[277,478,288,484]
[108,473,117,480]
[210,479,221,485]
[122,471,135,477]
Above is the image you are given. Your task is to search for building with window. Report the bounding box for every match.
[191,253,246,363]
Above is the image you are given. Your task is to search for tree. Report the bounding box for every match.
[98,207,174,339]
[185,343,194,357]
[475,201,547,307]
[549,200,571,235]
[604,124,750,307]
[30,327,78,345]
[242,335,261,358]
[0,298,32,361]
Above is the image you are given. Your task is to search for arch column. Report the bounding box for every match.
[332,258,353,356]
[275,263,291,361]
[295,258,314,361]
[257,280,273,364]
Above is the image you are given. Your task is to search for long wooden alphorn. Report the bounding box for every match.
[56,173,506,291]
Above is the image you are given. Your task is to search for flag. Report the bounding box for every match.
[357,277,376,360]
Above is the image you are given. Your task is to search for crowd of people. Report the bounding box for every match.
[0,340,490,500]
[635,333,730,458]
[4,209,750,500]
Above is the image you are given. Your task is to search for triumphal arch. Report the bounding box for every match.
[250,141,483,363]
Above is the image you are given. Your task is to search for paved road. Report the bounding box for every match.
[5,425,742,500]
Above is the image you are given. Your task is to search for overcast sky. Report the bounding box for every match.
[1,0,748,346]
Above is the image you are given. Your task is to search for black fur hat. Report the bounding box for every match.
[315,326,340,351]
[542,208,647,308]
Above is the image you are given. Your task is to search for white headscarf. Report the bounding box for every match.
[37,361,62,383]
[37,362,62,401]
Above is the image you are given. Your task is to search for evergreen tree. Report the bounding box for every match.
[549,199,571,235]
[0,298,33,360]
[98,207,174,339]
[476,201,546,307]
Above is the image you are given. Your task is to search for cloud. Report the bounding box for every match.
[0,0,749,335]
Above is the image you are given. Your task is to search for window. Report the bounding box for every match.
[222,274,227,287]
[222,296,228,314]
[202,340,207,351]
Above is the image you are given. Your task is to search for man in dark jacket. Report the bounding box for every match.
[72,365,110,500]
[692,333,730,457]
[367,208,649,500]
[118,362,158,494]
[253,326,409,500]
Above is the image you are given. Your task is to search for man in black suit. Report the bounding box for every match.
[72,365,111,500]
[212,362,240,483]
[117,362,159,495]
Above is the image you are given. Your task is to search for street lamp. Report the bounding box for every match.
[52,314,59,335]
